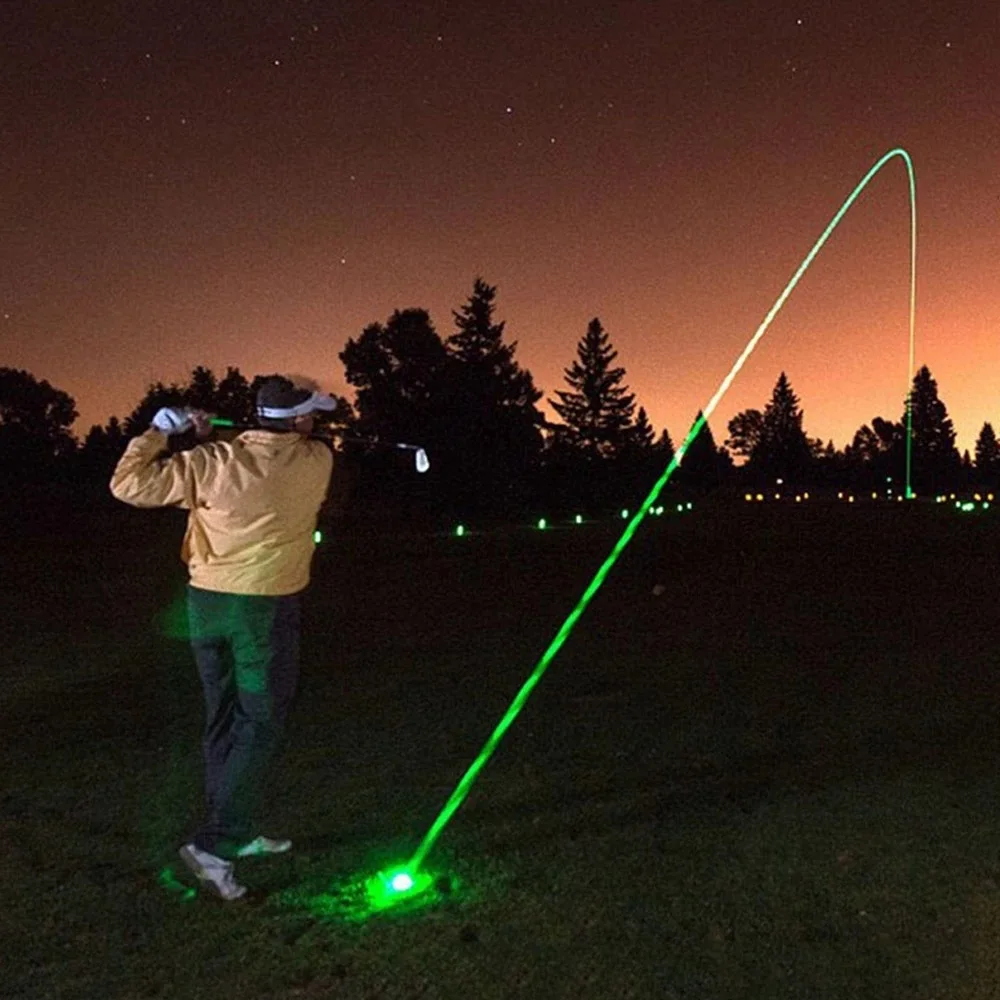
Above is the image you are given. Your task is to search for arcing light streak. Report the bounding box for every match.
[404,148,918,875]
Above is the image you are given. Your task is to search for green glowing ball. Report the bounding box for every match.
[455,524,465,537]
[620,509,629,519]
[537,518,547,530]
[574,514,583,524]
[313,530,323,544]
[391,873,414,892]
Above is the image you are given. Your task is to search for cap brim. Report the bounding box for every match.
[257,391,338,420]
[310,393,337,412]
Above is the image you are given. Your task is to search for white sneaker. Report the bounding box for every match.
[179,843,248,901]
[236,836,292,858]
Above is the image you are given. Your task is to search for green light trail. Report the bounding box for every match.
[404,147,919,878]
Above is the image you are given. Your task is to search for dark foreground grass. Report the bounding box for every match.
[5,498,1000,998]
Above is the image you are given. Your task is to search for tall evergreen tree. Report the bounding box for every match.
[551,318,636,460]
[444,278,544,513]
[903,365,959,494]
[754,372,813,482]
[974,421,1000,487]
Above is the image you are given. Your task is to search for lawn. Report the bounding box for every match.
[4,494,1000,999]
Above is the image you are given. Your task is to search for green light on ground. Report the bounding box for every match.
[313,529,323,543]
[157,867,196,902]
[364,867,435,913]
[455,524,465,537]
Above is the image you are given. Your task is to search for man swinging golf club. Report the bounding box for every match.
[110,375,337,900]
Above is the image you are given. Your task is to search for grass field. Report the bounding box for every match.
[5,495,1000,999]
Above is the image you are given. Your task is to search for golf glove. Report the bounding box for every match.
[151,406,194,436]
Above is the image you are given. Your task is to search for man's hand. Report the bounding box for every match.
[151,406,194,436]
[190,411,214,441]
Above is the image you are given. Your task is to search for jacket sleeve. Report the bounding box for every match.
[109,430,210,509]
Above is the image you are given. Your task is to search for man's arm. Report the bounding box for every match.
[110,408,214,508]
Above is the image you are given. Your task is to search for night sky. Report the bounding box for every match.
[5,1,999,452]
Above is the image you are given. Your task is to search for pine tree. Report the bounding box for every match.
[903,365,959,494]
[677,411,730,492]
[443,278,544,514]
[755,372,813,482]
[551,318,636,460]
[974,421,1000,487]
[628,406,655,450]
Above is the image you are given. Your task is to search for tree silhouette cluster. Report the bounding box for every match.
[2,279,995,515]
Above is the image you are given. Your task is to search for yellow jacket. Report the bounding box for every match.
[110,429,333,596]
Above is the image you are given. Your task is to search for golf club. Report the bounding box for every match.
[207,417,430,473]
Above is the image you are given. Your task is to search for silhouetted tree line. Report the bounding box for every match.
[3,278,996,516]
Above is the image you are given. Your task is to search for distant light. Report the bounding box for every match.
[313,530,323,544]
[756,494,764,502]
[745,493,753,502]
[620,509,629,519]
[655,506,664,515]
[677,504,684,512]
[686,502,692,510]
[537,518,547,530]
[455,524,465,537]
[574,514,583,524]
[803,492,810,499]
[795,495,802,502]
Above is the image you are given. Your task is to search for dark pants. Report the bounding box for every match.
[187,585,301,858]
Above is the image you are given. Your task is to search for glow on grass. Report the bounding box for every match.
[403,147,920,878]
[363,867,435,914]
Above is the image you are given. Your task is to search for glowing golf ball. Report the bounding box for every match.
[391,873,414,892]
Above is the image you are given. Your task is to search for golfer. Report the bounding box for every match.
[110,375,335,900]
